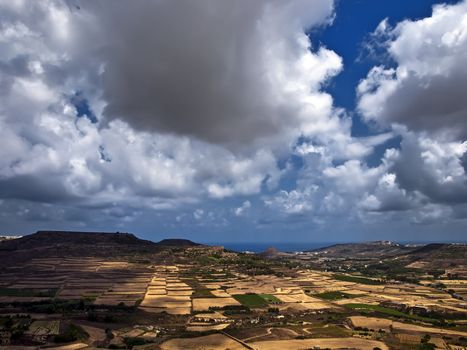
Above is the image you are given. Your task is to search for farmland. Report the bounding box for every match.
[233,293,269,308]
[315,290,360,300]
[345,303,441,323]
[160,334,390,350]
[333,274,384,285]
[0,232,466,349]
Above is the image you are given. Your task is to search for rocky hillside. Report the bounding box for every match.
[0,231,202,265]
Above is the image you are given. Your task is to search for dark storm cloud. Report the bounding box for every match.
[74,0,335,145]
[0,175,75,203]
[365,69,467,139]
[0,55,32,96]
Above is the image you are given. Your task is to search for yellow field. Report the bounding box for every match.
[139,270,193,314]
[160,332,389,350]
[250,338,389,350]
[291,270,467,315]
[349,316,467,337]
[186,323,230,331]
[45,343,89,350]
[160,334,246,350]
[192,297,240,311]
[349,316,393,329]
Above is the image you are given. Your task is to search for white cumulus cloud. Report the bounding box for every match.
[357,0,467,139]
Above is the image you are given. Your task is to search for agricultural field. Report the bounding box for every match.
[139,266,193,315]
[258,294,282,304]
[0,257,154,306]
[349,316,467,349]
[250,337,390,350]
[315,290,362,300]
[192,296,240,311]
[160,334,389,350]
[0,232,466,349]
[349,316,467,336]
[160,333,246,350]
[333,274,384,285]
[233,293,269,308]
[345,303,440,323]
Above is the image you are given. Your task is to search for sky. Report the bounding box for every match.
[1,0,467,243]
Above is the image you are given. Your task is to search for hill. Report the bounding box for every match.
[156,238,201,247]
[407,243,448,255]
[403,243,467,270]
[302,241,467,281]
[259,246,290,259]
[0,230,155,250]
[0,231,202,265]
[309,240,415,258]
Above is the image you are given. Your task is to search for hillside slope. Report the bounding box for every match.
[309,241,416,258]
[0,231,202,265]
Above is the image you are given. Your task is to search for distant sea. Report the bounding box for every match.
[203,242,338,253]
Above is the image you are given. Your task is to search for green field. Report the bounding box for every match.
[258,294,282,304]
[333,274,384,285]
[233,293,269,308]
[345,303,439,323]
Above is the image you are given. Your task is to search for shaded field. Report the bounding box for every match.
[191,289,215,298]
[345,303,439,323]
[161,334,390,350]
[0,288,57,298]
[161,333,246,350]
[303,323,350,338]
[183,279,216,298]
[350,316,467,337]
[251,337,389,350]
[333,274,383,285]
[314,291,362,300]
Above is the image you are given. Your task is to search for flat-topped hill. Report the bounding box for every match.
[156,238,200,247]
[0,230,156,251]
[0,231,203,265]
